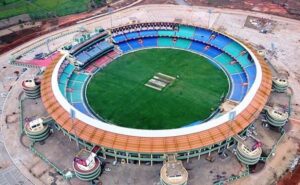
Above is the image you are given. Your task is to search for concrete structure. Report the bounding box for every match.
[22,78,41,99]
[266,106,289,127]
[24,117,50,142]
[160,155,188,185]
[236,142,262,165]
[272,77,288,93]
[73,149,101,181]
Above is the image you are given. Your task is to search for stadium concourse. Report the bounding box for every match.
[1,4,299,185]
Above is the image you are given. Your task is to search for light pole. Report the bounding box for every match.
[208,9,212,29]
[46,38,50,54]
[108,6,113,33]
[46,38,53,63]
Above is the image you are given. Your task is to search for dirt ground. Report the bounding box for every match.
[277,161,300,185]
[277,120,300,185]
[186,0,300,19]
[0,0,138,55]
[2,0,300,55]
[138,0,175,5]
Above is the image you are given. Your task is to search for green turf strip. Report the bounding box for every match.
[0,0,93,20]
[87,48,229,129]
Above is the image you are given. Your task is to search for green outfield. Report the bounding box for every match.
[87,49,229,129]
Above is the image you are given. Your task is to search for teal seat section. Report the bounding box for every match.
[59,73,69,83]
[158,30,176,37]
[177,25,195,38]
[71,91,82,102]
[223,42,244,57]
[70,73,89,82]
[64,64,75,75]
[214,53,232,65]
[158,37,174,47]
[225,64,244,74]
[67,81,84,90]
[214,53,243,74]
[59,83,66,97]
[174,38,192,49]
[66,91,72,102]
[237,53,252,67]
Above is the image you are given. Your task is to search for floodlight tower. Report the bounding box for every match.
[107,4,114,44]
[208,9,212,29]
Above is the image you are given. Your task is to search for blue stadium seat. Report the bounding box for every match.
[118,42,132,52]
[97,41,112,50]
[202,47,222,58]
[86,47,101,57]
[230,73,248,101]
[210,34,233,48]
[113,34,126,43]
[73,103,92,116]
[245,65,256,88]
[189,41,206,53]
[76,52,90,63]
[127,39,142,49]
[240,72,248,83]
[139,30,158,37]
[142,37,157,47]
[75,41,113,66]
[193,28,212,42]
[125,32,140,40]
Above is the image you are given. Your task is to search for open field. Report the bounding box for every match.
[0,0,104,20]
[87,48,228,129]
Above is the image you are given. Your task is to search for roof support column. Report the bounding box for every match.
[101,147,106,158]
[138,153,141,165]
[114,150,117,161]
[198,149,201,160]
[227,138,231,148]
[218,142,222,153]
[151,154,153,166]
[208,146,212,156]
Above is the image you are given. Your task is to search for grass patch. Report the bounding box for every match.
[0,0,105,20]
[87,48,229,129]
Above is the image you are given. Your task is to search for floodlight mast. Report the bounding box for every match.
[108,5,114,43]
[208,9,212,29]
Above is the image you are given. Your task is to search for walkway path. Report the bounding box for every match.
[0,134,32,185]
